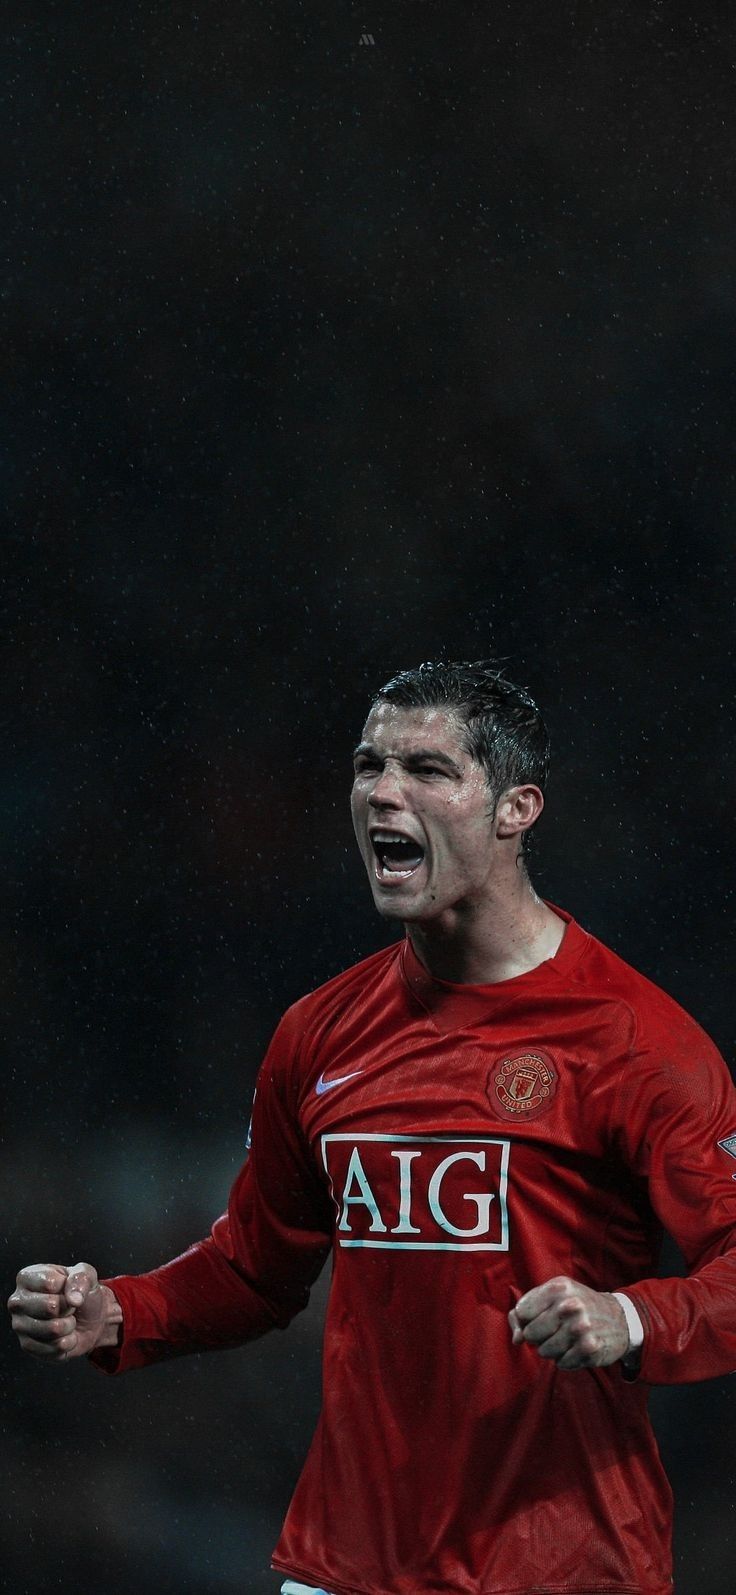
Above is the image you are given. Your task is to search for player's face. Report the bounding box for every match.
[351,703,504,923]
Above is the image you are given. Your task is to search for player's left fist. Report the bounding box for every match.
[508,1276,630,1370]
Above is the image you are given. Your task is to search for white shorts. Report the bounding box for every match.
[281,1583,334,1595]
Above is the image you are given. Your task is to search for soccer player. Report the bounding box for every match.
[9,660,736,1595]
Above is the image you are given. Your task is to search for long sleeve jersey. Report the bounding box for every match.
[92,910,736,1595]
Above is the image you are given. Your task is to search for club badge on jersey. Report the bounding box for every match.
[490,1051,558,1119]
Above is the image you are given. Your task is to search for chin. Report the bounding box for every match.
[370,890,438,924]
[370,890,406,921]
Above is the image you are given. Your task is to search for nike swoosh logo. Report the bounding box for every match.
[315,1068,364,1096]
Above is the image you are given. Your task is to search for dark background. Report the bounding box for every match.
[3,2,735,1591]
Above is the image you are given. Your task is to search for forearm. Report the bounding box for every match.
[623,1251,736,1383]
[90,1027,334,1376]
[94,1284,124,1350]
[89,1234,293,1374]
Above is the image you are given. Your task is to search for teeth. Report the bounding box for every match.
[371,830,415,843]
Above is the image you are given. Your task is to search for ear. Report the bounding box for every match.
[495,784,545,839]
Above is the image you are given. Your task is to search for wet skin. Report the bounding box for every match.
[352,702,531,930]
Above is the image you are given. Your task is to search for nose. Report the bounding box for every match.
[367,760,406,810]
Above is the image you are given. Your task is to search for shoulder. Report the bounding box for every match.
[577,928,732,1133]
[574,924,716,1056]
[265,940,405,1073]
[287,938,404,1022]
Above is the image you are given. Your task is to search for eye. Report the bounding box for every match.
[353,757,380,775]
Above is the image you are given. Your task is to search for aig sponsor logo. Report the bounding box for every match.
[320,1133,510,1251]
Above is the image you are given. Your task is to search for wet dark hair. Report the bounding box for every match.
[371,659,550,854]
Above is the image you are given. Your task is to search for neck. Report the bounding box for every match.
[406,872,565,985]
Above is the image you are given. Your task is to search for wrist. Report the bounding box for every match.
[94,1285,124,1350]
[610,1291,644,1368]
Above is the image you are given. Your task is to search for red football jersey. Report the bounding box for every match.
[94,910,736,1595]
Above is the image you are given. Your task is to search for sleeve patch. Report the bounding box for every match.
[246,1086,257,1151]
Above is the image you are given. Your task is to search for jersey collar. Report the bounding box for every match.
[399,905,590,1032]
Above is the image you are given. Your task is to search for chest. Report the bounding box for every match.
[297,1018,627,1257]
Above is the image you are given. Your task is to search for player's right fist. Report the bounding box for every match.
[7,1262,110,1361]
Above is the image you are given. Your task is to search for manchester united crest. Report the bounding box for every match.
[489,1051,558,1119]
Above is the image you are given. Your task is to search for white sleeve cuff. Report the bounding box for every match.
[611,1291,645,1353]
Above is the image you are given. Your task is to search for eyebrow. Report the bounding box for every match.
[352,743,463,775]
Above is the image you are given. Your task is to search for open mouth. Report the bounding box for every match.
[370,828,426,882]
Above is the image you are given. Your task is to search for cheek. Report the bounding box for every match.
[350,788,371,845]
[434,813,494,866]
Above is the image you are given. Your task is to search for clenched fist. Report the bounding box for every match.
[508,1275,630,1370]
[7,1263,122,1362]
